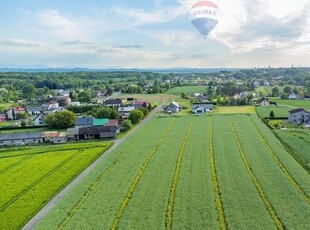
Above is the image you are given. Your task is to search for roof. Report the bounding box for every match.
[258,97,269,103]
[78,126,105,135]
[133,101,149,105]
[0,132,43,141]
[12,107,26,112]
[74,116,94,126]
[118,106,135,112]
[44,131,60,138]
[104,119,118,127]
[288,108,307,114]
[105,99,122,105]
[27,106,43,111]
[170,101,179,107]
[93,118,109,126]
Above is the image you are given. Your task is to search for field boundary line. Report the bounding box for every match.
[209,116,227,230]
[249,116,310,205]
[165,121,193,230]
[0,155,33,175]
[57,120,157,229]
[0,149,83,213]
[111,119,177,230]
[229,117,284,230]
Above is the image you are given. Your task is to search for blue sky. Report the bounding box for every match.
[0,0,309,68]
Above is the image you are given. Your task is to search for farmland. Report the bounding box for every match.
[33,114,310,229]
[255,105,292,118]
[0,142,111,229]
[167,86,207,95]
[274,129,310,173]
[269,97,310,110]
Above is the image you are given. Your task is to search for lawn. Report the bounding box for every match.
[255,86,271,96]
[274,129,310,173]
[33,115,310,230]
[269,97,310,109]
[255,105,292,118]
[0,141,111,229]
[213,106,255,114]
[167,86,207,95]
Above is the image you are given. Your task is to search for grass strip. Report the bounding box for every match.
[58,121,157,229]
[249,116,310,205]
[229,117,284,230]
[111,120,177,230]
[0,149,82,213]
[165,121,193,230]
[209,116,227,230]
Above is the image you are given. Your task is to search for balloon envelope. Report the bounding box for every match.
[190,1,219,37]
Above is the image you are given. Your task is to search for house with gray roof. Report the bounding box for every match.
[192,103,213,114]
[288,108,310,124]
[74,116,94,128]
[0,132,43,146]
[165,101,180,114]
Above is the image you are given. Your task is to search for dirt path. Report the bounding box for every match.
[22,105,163,230]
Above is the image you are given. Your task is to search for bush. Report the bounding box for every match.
[129,109,144,124]
[121,120,133,131]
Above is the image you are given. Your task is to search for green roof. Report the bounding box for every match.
[93,118,109,126]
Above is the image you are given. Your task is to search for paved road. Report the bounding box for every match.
[22,104,163,230]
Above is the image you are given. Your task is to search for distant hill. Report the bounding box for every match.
[0,66,241,73]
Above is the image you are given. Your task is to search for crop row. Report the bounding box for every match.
[249,116,310,204]
[209,116,227,230]
[48,118,173,229]
[165,121,192,230]
[0,143,111,230]
[172,116,219,229]
[228,117,283,229]
[111,120,176,229]
[57,120,157,229]
[231,115,310,229]
[114,117,192,230]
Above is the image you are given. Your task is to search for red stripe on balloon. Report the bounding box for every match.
[191,1,219,9]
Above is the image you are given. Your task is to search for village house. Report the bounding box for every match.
[288,93,297,100]
[27,106,43,115]
[288,108,310,124]
[192,104,213,114]
[100,119,120,138]
[132,101,149,109]
[165,101,180,114]
[0,132,43,146]
[118,106,135,119]
[256,97,270,106]
[105,98,122,107]
[33,113,45,126]
[42,102,59,111]
[6,107,26,120]
[74,116,94,128]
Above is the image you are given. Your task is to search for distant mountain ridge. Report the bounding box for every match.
[0,65,241,74]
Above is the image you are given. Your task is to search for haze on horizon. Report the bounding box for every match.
[0,0,309,69]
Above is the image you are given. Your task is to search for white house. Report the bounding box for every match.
[118,106,135,118]
[165,101,180,114]
[288,108,310,124]
[33,114,45,126]
[192,104,213,114]
[288,93,297,100]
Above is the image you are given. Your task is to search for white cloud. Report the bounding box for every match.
[36,10,95,40]
[180,0,310,54]
[1,38,44,47]
[112,5,186,27]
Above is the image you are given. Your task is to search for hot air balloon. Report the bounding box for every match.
[190,1,219,38]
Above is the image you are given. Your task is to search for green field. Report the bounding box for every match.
[167,86,207,95]
[255,105,292,118]
[270,97,310,109]
[274,129,310,173]
[255,86,271,96]
[0,142,111,229]
[213,106,255,114]
[33,115,310,229]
